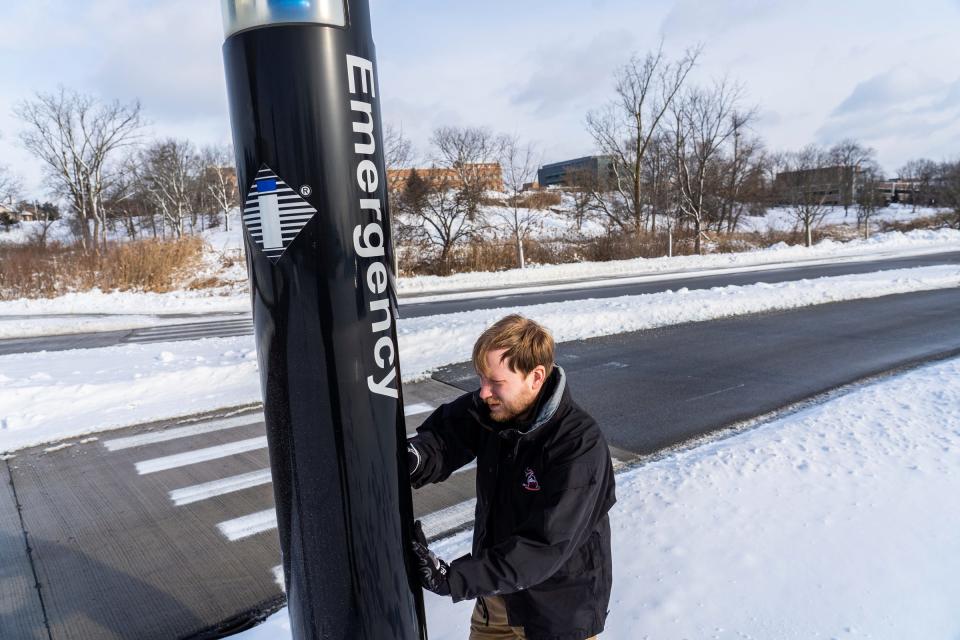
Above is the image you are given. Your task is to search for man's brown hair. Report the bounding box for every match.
[472,314,555,378]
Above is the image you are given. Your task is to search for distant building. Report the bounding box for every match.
[875,179,924,205]
[537,155,614,188]
[388,163,503,193]
[0,202,20,224]
[773,165,860,206]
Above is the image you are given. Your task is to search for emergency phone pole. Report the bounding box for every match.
[219,2,426,638]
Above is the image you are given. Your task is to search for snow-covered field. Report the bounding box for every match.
[239,354,960,640]
[1,224,958,340]
[2,264,959,453]
[738,203,945,233]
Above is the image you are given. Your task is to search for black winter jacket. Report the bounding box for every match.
[410,367,616,640]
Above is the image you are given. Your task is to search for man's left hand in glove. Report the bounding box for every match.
[411,520,451,596]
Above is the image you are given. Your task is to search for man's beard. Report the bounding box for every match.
[486,392,536,423]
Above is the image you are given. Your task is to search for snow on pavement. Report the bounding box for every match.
[0,341,261,451]
[395,228,960,297]
[0,289,251,339]
[1,228,958,341]
[2,264,960,453]
[0,311,248,340]
[239,355,960,640]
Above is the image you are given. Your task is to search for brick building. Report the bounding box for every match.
[388,163,503,193]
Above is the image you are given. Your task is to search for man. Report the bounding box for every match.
[408,314,616,640]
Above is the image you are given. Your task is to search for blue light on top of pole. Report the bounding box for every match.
[221,0,347,38]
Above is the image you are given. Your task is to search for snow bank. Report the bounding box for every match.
[398,228,960,297]
[2,265,959,453]
[1,228,956,336]
[240,355,960,639]
[0,340,260,450]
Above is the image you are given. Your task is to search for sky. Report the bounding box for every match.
[1,0,959,200]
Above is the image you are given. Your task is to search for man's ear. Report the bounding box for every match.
[529,365,547,391]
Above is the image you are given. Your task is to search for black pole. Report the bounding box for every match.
[219,2,426,638]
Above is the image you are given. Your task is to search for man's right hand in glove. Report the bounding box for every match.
[410,520,450,596]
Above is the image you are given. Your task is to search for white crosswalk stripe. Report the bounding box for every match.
[169,469,273,506]
[420,499,477,539]
[403,402,434,416]
[104,415,262,451]
[135,436,268,475]
[122,318,253,344]
[218,508,278,541]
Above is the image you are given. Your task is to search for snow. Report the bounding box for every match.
[0,218,77,246]
[2,264,959,453]
[738,203,946,233]
[237,355,960,640]
[0,340,261,452]
[1,227,957,340]
[396,227,960,297]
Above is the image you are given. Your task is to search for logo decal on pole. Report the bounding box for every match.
[242,165,319,263]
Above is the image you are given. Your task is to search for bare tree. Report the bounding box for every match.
[198,145,238,232]
[585,44,700,234]
[640,132,674,233]
[136,139,197,238]
[671,80,747,254]
[0,164,21,207]
[714,112,765,233]
[384,123,414,192]
[828,139,876,216]
[898,158,938,211]
[565,167,600,231]
[778,145,833,247]
[383,124,415,275]
[100,156,142,240]
[430,126,506,217]
[498,136,541,268]
[937,160,960,230]
[413,170,478,274]
[22,201,61,247]
[855,166,885,239]
[15,88,143,251]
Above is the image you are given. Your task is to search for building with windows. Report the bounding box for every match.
[387,163,503,193]
[773,165,860,206]
[537,155,614,188]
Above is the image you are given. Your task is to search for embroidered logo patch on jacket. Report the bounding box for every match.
[522,467,541,492]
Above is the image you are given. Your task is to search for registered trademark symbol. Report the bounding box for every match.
[300,185,312,197]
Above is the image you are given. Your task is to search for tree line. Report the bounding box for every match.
[8,88,238,251]
[5,47,960,264]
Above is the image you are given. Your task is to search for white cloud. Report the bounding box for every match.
[509,30,636,117]
[817,68,960,171]
[86,1,226,121]
[659,0,787,40]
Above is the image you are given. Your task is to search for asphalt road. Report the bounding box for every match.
[402,249,960,318]
[435,287,960,454]
[2,250,958,356]
[3,287,959,639]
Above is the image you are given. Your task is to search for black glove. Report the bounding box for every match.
[411,520,450,596]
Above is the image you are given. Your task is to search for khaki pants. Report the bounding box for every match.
[468,596,598,640]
